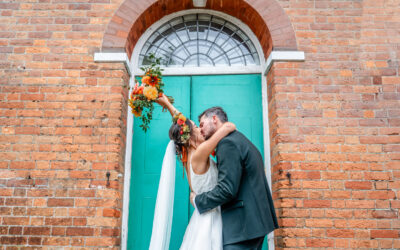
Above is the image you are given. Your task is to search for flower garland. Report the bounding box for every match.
[128,54,173,132]
[172,112,191,165]
[172,113,191,144]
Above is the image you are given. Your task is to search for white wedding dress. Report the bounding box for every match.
[180,157,223,250]
[148,141,222,250]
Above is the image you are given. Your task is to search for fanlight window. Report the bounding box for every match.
[139,13,260,67]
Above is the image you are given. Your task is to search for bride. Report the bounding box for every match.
[155,94,236,250]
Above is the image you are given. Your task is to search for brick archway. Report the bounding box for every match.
[102,0,297,59]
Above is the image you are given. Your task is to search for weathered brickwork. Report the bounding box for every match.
[268,0,400,249]
[0,0,130,246]
[1,0,399,248]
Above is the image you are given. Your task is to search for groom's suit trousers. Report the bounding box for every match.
[223,236,265,250]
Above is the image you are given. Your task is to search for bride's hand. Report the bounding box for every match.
[155,93,170,107]
[222,122,236,132]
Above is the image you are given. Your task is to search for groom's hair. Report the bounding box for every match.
[198,106,228,123]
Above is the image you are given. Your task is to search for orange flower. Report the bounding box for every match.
[137,85,144,94]
[132,84,144,95]
[142,76,151,85]
[149,75,159,86]
[143,86,158,100]
[178,114,186,122]
[177,118,185,125]
[142,75,159,86]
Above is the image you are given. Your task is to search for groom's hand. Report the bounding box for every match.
[190,192,196,207]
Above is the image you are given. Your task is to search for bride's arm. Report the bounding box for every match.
[191,122,236,171]
[155,94,180,117]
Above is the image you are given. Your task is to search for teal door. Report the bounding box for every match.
[127,74,267,250]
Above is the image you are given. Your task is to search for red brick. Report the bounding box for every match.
[3,217,30,225]
[306,219,333,227]
[66,227,94,236]
[371,230,399,239]
[103,208,121,218]
[47,198,74,207]
[345,181,373,190]
[9,227,22,234]
[304,200,331,208]
[1,236,27,245]
[42,237,70,245]
[327,229,355,238]
[23,227,50,235]
[45,218,72,226]
[101,228,120,237]
[73,218,87,226]
[306,239,334,247]
[15,127,40,135]
[85,237,118,246]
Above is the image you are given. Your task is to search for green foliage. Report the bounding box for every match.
[129,53,172,132]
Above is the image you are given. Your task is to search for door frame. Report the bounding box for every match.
[121,9,275,250]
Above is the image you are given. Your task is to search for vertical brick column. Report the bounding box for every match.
[0,0,131,245]
[1,60,129,247]
[267,0,400,249]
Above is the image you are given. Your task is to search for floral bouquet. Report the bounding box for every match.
[128,54,174,132]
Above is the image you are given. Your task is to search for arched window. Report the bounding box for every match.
[139,13,260,67]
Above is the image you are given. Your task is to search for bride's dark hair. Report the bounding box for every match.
[169,119,193,157]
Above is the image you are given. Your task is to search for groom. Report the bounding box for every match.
[191,107,279,250]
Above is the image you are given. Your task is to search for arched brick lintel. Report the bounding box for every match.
[102,0,297,60]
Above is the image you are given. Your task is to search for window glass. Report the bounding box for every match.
[139,13,259,67]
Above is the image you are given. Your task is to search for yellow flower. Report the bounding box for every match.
[143,86,158,100]
[178,114,186,122]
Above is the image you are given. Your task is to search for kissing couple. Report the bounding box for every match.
[150,94,279,250]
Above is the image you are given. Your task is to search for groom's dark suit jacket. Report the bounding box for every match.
[195,130,279,245]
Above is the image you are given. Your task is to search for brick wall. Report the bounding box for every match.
[268,0,400,249]
[0,0,129,247]
[1,0,399,249]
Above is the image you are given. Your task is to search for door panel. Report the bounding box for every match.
[128,74,267,250]
[191,74,264,154]
[191,74,267,250]
[127,76,191,250]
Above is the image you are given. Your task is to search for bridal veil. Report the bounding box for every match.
[149,140,176,250]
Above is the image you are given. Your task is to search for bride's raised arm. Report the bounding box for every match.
[155,94,180,118]
[191,122,236,169]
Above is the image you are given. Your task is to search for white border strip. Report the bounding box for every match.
[94,52,134,250]
[94,52,132,76]
[120,77,135,250]
[263,50,303,249]
[261,72,275,250]
[264,51,305,75]
[135,65,263,76]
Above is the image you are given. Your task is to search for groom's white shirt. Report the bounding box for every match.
[192,194,197,210]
